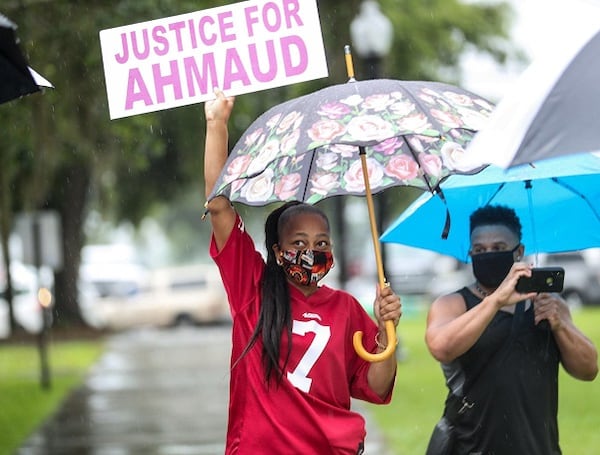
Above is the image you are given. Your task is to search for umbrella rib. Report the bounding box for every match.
[401,81,445,134]
[434,186,452,240]
[406,141,436,194]
[486,182,506,206]
[524,180,540,257]
[301,147,319,202]
[551,177,600,223]
[405,138,453,239]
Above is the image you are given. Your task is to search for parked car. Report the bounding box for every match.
[534,251,600,309]
[342,244,456,320]
[82,264,230,330]
[79,244,151,298]
[427,249,600,309]
[383,244,457,295]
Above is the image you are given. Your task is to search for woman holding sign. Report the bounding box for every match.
[203,89,401,454]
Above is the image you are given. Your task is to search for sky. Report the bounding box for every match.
[461,0,600,101]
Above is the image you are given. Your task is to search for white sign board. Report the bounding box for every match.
[99,0,328,119]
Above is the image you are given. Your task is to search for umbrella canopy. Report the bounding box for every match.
[0,13,52,104]
[381,152,600,262]
[463,16,600,169]
[209,78,493,206]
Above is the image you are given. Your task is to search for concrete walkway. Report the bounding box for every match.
[17,326,392,454]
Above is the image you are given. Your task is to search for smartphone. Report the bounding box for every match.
[516,267,565,293]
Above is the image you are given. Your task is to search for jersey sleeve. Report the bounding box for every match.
[347,301,395,405]
[210,214,264,318]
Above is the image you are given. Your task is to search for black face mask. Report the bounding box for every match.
[471,245,519,289]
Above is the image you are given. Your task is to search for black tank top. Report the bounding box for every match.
[443,287,561,455]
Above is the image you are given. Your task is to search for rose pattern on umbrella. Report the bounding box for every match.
[212,81,492,206]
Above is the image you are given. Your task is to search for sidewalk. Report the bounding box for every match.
[17,326,392,454]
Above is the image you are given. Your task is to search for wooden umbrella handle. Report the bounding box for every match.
[352,149,397,362]
[353,320,397,362]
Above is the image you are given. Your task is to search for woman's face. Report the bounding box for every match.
[276,212,332,254]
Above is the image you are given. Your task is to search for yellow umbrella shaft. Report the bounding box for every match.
[352,150,397,362]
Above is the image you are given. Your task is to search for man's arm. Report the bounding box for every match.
[426,262,537,363]
[535,293,598,380]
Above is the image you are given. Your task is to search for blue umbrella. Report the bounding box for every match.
[380,152,600,262]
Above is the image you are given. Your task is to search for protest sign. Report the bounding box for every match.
[99,0,328,119]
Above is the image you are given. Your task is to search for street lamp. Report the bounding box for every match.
[350,0,393,80]
[350,0,394,274]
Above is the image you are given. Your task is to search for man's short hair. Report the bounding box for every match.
[469,205,522,241]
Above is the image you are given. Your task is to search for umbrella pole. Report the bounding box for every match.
[343,46,396,362]
[352,147,397,362]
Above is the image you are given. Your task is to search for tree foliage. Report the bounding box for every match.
[1,0,515,327]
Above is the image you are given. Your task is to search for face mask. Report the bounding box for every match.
[471,245,519,289]
[280,249,334,287]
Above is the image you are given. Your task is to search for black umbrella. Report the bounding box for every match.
[0,13,51,104]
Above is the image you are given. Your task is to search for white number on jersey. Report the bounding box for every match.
[286,319,331,393]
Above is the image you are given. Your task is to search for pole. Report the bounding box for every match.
[33,214,51,390]
[352,147,396,362]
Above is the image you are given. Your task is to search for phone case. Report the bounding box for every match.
[516,267,565,293]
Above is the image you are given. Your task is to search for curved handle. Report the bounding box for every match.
[352,149,397,362]
[353,319,397,362]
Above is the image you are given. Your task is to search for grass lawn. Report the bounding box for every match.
[368,302,600,454]
[0,337,105,455]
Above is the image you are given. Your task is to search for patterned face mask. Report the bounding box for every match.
[279,249,334,287]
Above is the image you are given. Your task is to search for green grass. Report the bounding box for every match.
[0,338,105,455]
[368,304,600,454]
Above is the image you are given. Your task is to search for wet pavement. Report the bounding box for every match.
[17,325,392,455]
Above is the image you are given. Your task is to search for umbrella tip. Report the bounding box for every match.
[344,45,356,82]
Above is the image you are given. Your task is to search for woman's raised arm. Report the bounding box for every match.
[204,88,236,251]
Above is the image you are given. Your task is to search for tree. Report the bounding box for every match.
[2,1,206,327]
[1,0,516,329]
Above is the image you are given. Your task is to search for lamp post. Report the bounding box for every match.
[350,0,393,80]
[350,0,394,274]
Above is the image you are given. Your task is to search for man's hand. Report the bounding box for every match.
[534,293,569,330]
[489,262,537,308]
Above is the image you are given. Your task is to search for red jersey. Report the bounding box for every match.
[211,214,392,454]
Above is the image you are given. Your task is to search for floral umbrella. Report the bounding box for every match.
[211,79,492,205]
[208,77,493,361]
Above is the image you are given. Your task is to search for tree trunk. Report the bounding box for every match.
[50,163,90,327]
[0,161,18,333]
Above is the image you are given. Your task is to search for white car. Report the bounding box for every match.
[82,264,230,330]
[79,244,152,298]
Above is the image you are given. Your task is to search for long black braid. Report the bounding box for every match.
[237,201,330,386]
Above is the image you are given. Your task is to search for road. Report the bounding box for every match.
[18,325,390,454]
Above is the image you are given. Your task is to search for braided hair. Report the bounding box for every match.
[239,201,330,385]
